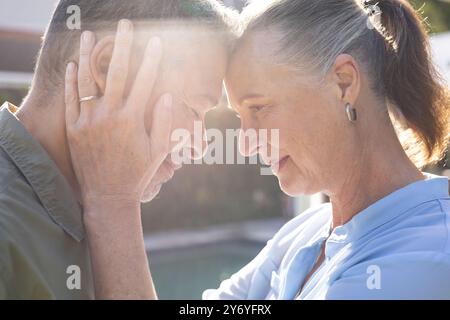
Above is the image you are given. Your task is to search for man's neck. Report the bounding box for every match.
[16,90,81,201]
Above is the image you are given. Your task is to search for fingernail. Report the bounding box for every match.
[66,62,75,75]
[119,19,131,33]
[163,94,172,108]
[82,31,93,45]
[147,37,161,52]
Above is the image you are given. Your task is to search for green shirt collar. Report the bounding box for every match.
[0,102,84,241]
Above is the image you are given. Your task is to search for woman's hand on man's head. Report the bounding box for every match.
[64,19,173,214]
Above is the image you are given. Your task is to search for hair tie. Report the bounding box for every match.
[362,0,382,30]
[363,0,382,17]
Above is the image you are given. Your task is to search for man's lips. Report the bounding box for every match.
[159,170,174,185]
[160,158,182,183]
[170,161,182,171]
[164,155,182,171]
[271,156,289,173]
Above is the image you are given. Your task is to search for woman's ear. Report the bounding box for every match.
[90,35,115,94]
[329,54,361,105]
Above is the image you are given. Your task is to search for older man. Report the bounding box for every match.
[0,0,235,299]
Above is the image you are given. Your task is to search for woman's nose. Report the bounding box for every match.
[239,127,260,157]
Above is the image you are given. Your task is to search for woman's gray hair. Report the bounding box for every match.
[239,0,450,168]
[240,0,379,84]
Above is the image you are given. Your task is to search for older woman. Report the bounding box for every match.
[65,0,450,299]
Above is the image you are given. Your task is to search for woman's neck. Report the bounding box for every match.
[326,122,425,229]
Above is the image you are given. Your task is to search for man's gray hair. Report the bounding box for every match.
[36,0,238,91]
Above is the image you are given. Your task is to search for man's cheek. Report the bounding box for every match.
[169,115,194,158]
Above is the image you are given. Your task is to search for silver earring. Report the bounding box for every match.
[345,103,357,123]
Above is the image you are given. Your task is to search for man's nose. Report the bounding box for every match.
[188,123,208,160]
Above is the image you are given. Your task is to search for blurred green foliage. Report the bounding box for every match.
[411,0,450,33]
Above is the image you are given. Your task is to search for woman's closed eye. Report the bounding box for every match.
[249,105,267,113]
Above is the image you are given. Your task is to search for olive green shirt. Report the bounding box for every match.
[0,102,94,299]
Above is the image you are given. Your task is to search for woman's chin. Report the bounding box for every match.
[279,180,302,197]
[277,172,315,197]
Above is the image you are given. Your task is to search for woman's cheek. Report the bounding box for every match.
[259,117,289,151]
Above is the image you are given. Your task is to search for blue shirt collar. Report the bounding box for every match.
[327,173,449,247]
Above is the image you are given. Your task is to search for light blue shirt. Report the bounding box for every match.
[203,173,450,300]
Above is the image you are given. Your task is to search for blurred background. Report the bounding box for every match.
[0,0,449,299]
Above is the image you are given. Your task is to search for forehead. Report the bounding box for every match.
[134,24,228,100]
[134,23,228,68]
[225,31,294,101]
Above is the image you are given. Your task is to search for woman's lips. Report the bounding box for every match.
[271,156,289,174]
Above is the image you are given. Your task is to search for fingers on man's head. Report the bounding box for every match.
[104,19,134,105]
[65,62,79,126]
[78,31,97,99]
[127,37,163,114]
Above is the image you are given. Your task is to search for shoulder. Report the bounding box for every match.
[362,198,450,258]
[0,152,41,251]
[325,195,450,299]
[0,148,22,194]
[0,148,39,213]
[0,147,40,215]
[437,198,450,254]
[327,251,450,299]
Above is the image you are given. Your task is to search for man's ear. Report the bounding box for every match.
[90,35,115,94]
[328,54,361,105]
